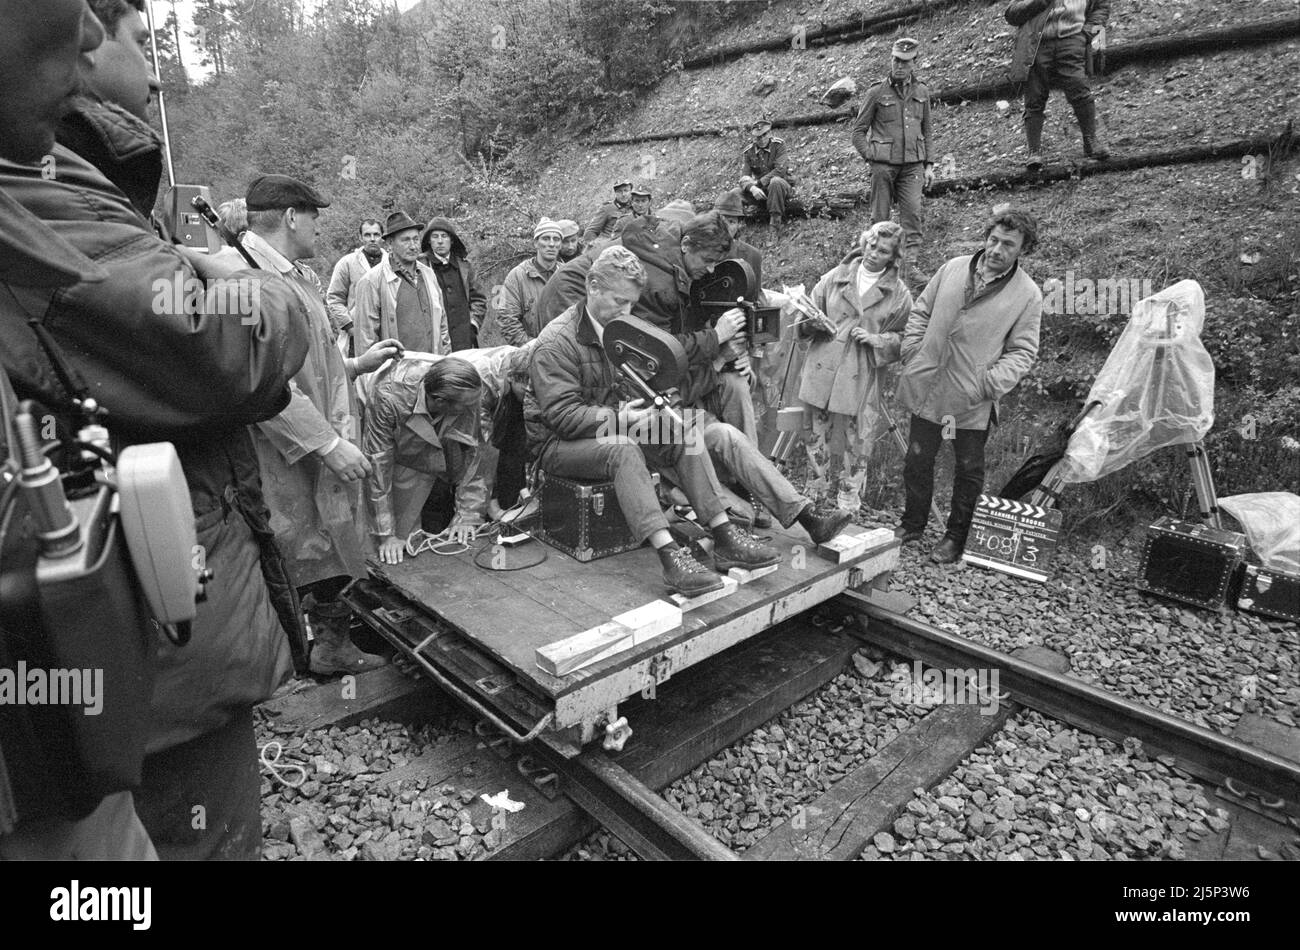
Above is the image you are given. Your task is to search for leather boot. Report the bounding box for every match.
[711,521,781,572]
[308,599,387,676]
[1071,97,1109,160]
[658,543,725,596]
[1024,112,1045,169]
[749,493,772,529]
[796,503,853,545]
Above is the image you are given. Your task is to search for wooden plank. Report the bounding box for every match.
[258,666,438,733]
[742,702,1013,860]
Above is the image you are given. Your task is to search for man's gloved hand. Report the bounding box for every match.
[923,164,936,189]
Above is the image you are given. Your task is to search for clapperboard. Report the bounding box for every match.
[961,494,1063,583]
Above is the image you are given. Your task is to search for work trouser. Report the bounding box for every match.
[704,370,758,444]
[701,417,808,527]
[1024,33,1093,117]
[763,176,792,218]
[869,161,925,262]
[803,407,874,509]
[540,435,727,543]
[900,414,989,546]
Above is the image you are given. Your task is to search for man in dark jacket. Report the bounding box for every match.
[740,119,795,228]
[2,0,309,860]
[527,247,848,595]
[0,0,158,863]
[1006,0,1111,167]
[850,37,934,283]
[420,216,486,351]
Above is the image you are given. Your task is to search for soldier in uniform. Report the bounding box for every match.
[739,119,795,229]
[850,37,934,285]
[581,180,634,244]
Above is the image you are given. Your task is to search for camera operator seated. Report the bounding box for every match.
[526,247,854,597]
[362,346,532,565]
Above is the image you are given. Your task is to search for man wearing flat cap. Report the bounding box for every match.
[851,37,934,284]
[216,174,401,676]
[556,219,584,262]
[582,181,634,244]
[495,217,564,346]
[739,118,795,229]
[354,209,451,358]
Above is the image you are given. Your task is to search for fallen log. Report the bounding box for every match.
[727,123,1296,220]
[683,0,984,70]
[599,16,1300,147]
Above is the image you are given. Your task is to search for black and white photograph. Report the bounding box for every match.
[0,0,1297,930]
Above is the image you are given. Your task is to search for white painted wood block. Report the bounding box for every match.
[728,563,780,584]
[671,575,739,611]
[817,526,893,564]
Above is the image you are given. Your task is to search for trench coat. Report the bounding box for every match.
[799,252,912,436]
[215,231,371,587]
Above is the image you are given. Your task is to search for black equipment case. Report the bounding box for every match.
[1136,517,1246,610]
[534,472,643,563]
[1235,564,1300,623]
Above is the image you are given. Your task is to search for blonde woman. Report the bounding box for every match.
[798,221,913,510]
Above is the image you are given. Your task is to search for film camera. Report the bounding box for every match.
[688,259,781,352]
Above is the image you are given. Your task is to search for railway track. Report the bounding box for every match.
[266,582,1300,862]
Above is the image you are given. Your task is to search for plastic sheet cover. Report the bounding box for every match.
[1220,493,1300,572]
[1058,280,1215,484]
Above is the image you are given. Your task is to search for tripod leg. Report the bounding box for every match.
[1186,441,1221,528]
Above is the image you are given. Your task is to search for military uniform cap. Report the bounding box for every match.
[245,174,331,211]
[749,118,773,133]
[891,37,920,60]
[631,184,652,197]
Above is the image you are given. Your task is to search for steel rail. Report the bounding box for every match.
[534,741,740,862]
[839,590,1300,809]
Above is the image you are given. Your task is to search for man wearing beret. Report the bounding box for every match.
[851,37,934,285]
[354,210,451,358]
[496,217,564,346]
[582,180,634,245]
[739,119,795,229]
[216,174,402,676]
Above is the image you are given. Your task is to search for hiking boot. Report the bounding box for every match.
[1025,152,1044,171]
[711,521,781,572]
[796,504,853,545]
[894,526,924,545]
[750,493,772,529]
[658,543,725,596]
[308,600,387,676]
[903,260,931,287]
[930,536,964,564]
[769,213,784,229]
